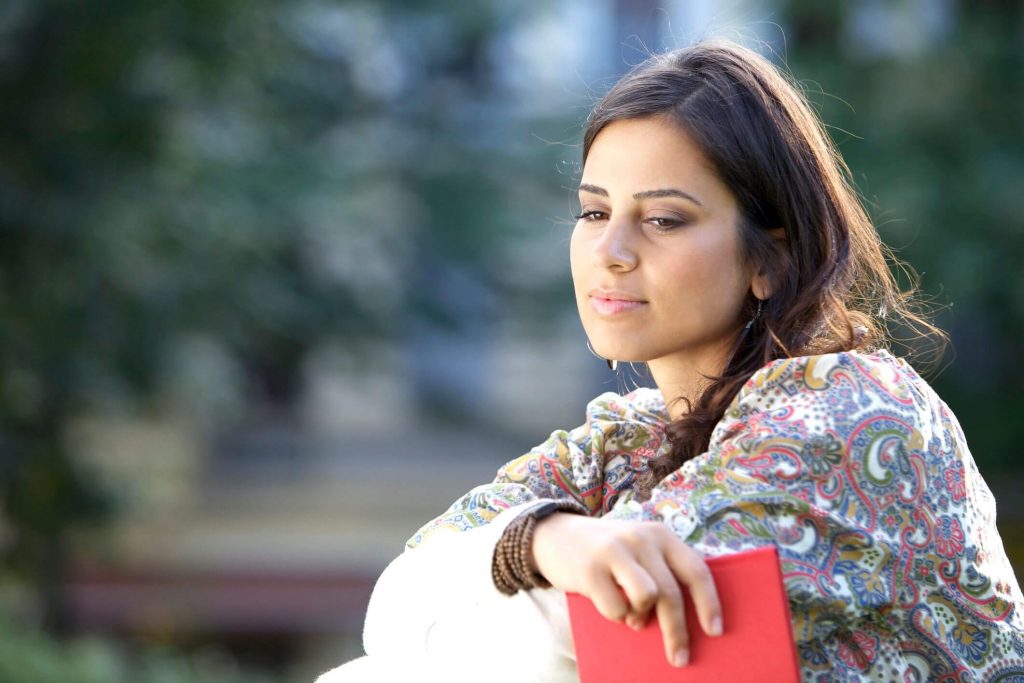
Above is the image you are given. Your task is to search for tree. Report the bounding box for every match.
[781,0,1024,473]
[0,0,559,633]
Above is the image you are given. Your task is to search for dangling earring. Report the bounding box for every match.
[744,297,764,331]
[586,340,618,371]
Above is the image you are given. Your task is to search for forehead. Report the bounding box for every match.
[582,116,723,194]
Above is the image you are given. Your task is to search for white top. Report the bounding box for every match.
[314,501,579,683]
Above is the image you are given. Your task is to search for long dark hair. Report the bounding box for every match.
[579,41,945,500]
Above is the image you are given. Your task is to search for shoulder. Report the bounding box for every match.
[737,348,928,413]
[712,348,944,449]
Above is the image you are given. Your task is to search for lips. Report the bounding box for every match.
[588,289,647,316]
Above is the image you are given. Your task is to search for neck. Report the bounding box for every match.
[648,343,734,421]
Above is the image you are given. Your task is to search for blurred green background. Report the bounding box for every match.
[1,0,1021,680]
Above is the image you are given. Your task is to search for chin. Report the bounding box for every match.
[587,339,653,364]
[581,318,665,363]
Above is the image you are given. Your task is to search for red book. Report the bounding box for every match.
[566,546,800,683]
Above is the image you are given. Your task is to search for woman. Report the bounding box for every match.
[318,41,1024,682]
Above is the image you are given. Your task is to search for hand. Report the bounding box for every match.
[531,512,722,668]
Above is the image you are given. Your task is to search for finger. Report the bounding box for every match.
[663,540,723,638]
[584,567,630,624]
[646,561,689,667]
[608,559,659,628]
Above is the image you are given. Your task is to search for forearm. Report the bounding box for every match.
[406,479,586,549]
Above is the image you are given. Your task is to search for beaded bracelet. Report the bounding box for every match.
[492,500,586,596]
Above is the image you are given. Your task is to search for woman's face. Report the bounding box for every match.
[570,115,755,371]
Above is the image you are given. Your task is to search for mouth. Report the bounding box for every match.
[588,289,647,316]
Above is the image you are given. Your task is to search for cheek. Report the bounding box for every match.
[568,228,588,289]
[656,239,748,306]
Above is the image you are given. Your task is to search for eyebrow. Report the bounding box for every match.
[578,183,703,207]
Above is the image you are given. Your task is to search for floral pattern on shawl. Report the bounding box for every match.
[407,350,1024,681]
[406,385,667,543]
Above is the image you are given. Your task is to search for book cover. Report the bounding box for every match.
[566,546,800,683]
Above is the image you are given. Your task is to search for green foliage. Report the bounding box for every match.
[0,616,285,683]
[0,0,568,629]
[781,1,1024,472]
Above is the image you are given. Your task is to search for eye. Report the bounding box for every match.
[573,210,607,222]
[648,216,687,231]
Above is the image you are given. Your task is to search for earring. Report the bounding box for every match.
[744,297,764,331]
[586,340,618,371]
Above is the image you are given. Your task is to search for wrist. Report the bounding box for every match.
[492,500,585,595]
[529,511,576,574]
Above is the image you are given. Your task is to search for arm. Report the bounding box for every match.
[339,359,824,680]
[330,352,1022,681]
[406,389,664,548]
[324,391,663,681]
[328,353,872,681]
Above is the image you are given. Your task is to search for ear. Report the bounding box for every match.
[750,228,787,300]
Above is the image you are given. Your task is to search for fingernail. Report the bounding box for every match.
[673,649,689,667]
[627,617,642,631]
[708,616,722,636]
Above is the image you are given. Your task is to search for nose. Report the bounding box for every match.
[591,218,638,271]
